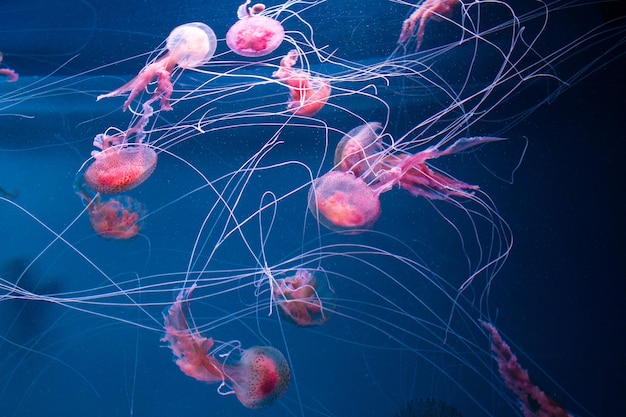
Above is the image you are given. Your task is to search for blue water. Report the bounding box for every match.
[1,1,625,417]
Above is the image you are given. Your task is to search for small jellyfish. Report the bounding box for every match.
[0,51,19,82]
[308,171,381,233]
[226,0,285,57]
[83,103,158,194]
[273,269,333,326]
[228,345,291,409]
[162,285,290,409]
[97,22,217,111]
[88,196,143,239]
[272,49,331,117]
[83,139,157,194]
[75,186,144,240]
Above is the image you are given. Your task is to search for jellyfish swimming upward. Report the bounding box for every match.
[162,285,290,409]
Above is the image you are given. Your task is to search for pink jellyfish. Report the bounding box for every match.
[308,171,381,233]
[398,0,458,51]
[480,321,575,417]
[310,122,502,232]
[0,51,19,82]
[83,141,157,194]
[76,186,144,239]
[83,102,158,194]
[272,49,331,117]
[97,22,217,111]
[162,285,291,409]
[226,0,285,57]
[272,269,333,326]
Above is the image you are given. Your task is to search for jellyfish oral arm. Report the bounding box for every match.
[398,0,458,51]
[162,286,226,383]
[0,68,19,82]
[378,136,502,199]
[393,158,479,199]
[480,321,574,417]
[97,59,174,111]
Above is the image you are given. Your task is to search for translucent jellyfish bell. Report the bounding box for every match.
[227,345,291,409]
[166,22,217,69]
[308,171,382,234]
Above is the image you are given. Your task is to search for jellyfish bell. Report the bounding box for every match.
[226,0,285,57]
[308,171,381,234]
[83,140,157,194]
[334,122,384,178]
[227,345,290,409]
[165,22,217,69]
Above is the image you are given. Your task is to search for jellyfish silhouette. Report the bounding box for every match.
[226,0,285,57]
[162,285,290,409]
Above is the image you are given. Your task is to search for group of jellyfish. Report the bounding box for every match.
[71,0,340,407]
[1,0,597,415]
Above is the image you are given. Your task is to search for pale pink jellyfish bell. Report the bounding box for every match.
[226,0,285,57]
[308,171,382,234]
[165,22,218,69]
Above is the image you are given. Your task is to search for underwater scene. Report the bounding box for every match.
[1,0,624,416]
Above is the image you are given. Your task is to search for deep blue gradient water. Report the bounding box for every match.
[1,1,625,417]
